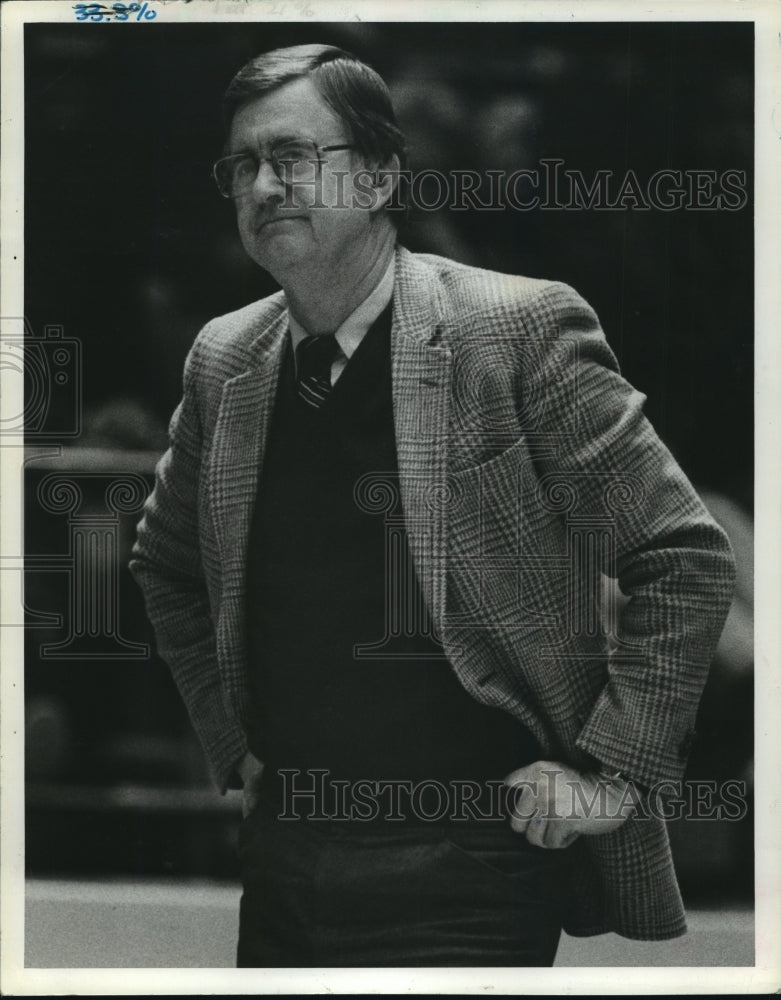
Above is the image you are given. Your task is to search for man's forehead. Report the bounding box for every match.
[228,77,345,146]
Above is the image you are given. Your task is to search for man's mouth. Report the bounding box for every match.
[258,216,303,231]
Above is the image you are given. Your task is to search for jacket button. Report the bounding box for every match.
[679,730,697,760]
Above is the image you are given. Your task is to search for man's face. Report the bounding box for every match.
[227,77,373,279]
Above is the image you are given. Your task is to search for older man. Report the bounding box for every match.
[130,44,735,967]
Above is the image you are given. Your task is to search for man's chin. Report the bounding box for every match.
[248,238,308,276]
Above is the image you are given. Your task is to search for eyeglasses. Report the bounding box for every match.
[213,139,356,199]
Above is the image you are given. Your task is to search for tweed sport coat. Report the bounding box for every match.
[130,245,735,941]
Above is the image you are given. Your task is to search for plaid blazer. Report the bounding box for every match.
[131,246,735,940]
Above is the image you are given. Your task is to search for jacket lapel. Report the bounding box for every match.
[207,310,288,603]
[391,248,452,627]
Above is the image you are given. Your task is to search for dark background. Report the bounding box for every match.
[23,21,753,899]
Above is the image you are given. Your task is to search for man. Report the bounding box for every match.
[130,44,735,967]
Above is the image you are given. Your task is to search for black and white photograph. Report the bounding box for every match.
[1,0,778,993]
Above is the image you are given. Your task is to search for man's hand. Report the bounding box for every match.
[504,759,636,849]
[237,752,265,819]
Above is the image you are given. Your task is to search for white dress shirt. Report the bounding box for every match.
[287,258,395,386]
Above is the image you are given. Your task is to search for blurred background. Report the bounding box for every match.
[22,19,753,957]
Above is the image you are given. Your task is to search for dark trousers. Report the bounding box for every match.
[236,795,570,967]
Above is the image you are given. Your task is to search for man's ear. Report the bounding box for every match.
[366,153,401,214]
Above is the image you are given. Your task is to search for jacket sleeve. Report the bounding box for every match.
[522,281,736,789]
[129,332,248,792]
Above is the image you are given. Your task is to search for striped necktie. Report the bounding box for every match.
[295,334,339,409]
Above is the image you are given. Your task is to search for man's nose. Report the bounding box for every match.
[250,158,284,203]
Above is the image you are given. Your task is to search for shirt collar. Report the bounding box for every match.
[287,257,395,358]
